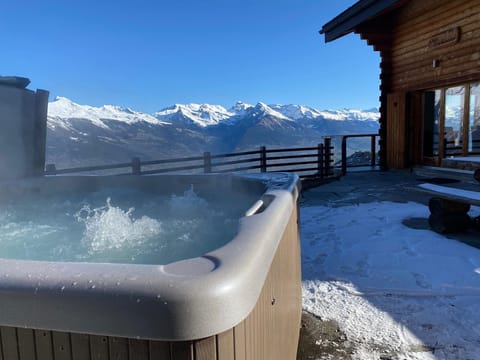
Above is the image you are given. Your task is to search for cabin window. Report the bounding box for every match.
[444,86,465,156]
[423,82,480,159]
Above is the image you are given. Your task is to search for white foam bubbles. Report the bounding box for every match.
[75,198,162,253]
[0,185,247,264]
[167,185,210,217]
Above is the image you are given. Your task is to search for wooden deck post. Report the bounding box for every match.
[260,146,267,172]
[341,136,347,175]
[370,135,376,167]
[131,157,141,175]
[317,144,324,178]
[323,137,332,176]
[203,152,212,173]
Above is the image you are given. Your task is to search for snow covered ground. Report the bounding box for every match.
[300,173,480,359]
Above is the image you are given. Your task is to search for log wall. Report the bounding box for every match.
[390,0,480,92]
[357,0,480,168]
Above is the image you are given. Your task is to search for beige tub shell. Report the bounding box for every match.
[0,173,302,359]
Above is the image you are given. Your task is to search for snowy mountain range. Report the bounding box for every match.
[46,97,380,168]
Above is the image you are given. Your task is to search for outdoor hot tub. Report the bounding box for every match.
[0,172,301,360]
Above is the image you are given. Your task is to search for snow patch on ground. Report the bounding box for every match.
[301,201,480,359]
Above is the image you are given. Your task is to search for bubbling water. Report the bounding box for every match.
[75,198,162,253]
[168,186,210,216]
[0,186,245,264]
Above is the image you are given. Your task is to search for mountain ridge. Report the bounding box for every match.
[46,97,380,168]
[49,97,379,127]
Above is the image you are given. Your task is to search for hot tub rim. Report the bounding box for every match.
[0,172,300,341]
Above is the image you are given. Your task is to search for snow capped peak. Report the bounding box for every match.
[270,104,323,120]
[252,102,292,121]
[154,103,234,127]
[269,104,380,122]
[316,108,381,122]
[229,101,253,115]
[53,96,74,104]
[50,96,85,117]
[101,104,136,115]
[48,97,168,128]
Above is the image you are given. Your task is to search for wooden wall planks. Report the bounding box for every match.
[389,0,480,92]
[356,0,480,168]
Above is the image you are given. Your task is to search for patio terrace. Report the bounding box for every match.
[297,170,480,359]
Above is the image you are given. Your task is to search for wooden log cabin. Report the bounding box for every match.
[321,0,480,170]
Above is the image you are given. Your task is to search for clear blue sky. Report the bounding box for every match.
[1,0,380,113]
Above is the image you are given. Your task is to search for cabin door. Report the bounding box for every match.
[422,90,443,166]
[422,86,472,165]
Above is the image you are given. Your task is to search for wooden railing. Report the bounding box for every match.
[45,139,335,179]
[340,134,379,175]
[443,139,480,157]
[323,134,379,175]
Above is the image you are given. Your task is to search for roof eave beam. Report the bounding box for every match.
[321,0,400,42]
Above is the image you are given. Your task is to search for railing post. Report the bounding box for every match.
[260,146,267,172]
[203,152,212,173]
[324,137,332,176]
[317,143,324,179]
[370,135,376,167]
[341,136,347,175]
[442,137,447,158]
[131,157,141,175]
[45,163,57,175]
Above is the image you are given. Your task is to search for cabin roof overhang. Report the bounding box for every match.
[320,0,402,42]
